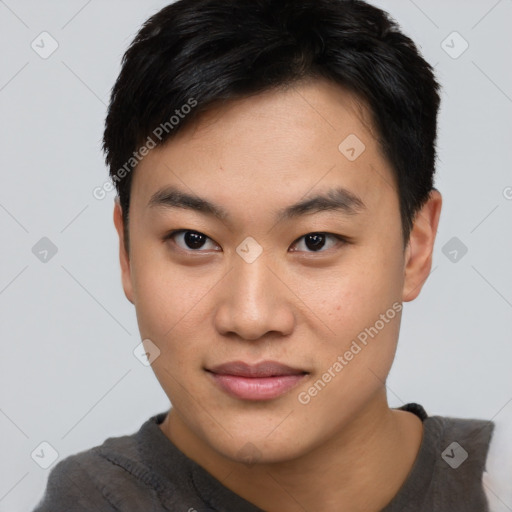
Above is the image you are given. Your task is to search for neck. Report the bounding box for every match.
[160,390,423,511]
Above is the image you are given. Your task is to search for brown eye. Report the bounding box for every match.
[165,230,219,251]
[291,233,344,253]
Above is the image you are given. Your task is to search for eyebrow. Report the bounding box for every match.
[147,185,365,223]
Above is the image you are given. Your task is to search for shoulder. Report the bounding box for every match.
[33,446,119,512]
[424,409,511,511]
[424,412,495,465]
[482,408,512,512]
[33,421,167,512]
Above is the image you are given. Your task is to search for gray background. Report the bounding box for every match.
[1,0,511,510]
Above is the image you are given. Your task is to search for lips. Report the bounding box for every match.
[207,360,308,378]
[206,360,309,401]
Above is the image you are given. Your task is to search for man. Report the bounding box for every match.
[34,0,507,510]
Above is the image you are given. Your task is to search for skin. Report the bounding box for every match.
[113,77,442,511]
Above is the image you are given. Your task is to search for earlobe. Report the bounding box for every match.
[113,199,135,305]
[402,189,442,302]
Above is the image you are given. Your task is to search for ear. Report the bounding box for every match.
[402,189,442,302]
[113,198,135,305]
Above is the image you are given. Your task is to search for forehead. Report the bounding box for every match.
[131,77,398,224]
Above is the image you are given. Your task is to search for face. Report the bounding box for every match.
[114,77,439,465]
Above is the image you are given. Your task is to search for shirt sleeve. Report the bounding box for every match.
[483,411,512,512]
[32,454,118,512]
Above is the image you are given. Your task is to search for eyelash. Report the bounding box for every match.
[163,229,348,254]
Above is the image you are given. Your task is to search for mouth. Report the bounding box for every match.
[205,360,309,401]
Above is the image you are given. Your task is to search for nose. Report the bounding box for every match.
[213,253,295,342]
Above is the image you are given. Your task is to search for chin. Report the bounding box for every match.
[211,430,310,467]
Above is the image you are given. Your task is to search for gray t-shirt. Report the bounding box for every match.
[33,403,494,511]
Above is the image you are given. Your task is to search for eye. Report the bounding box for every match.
[164,230,346,254]
[290,232,345,253]
[164,230,220,251]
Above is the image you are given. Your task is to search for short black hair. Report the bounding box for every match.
[103,0,440,251]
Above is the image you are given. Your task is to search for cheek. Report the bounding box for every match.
[294,264,403,422]
[131,264,208,400]
[130,252,186,345]
[295,247,404,334]
[130,248,223,369]
[292,242,405,387]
